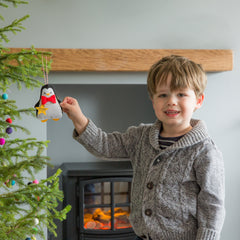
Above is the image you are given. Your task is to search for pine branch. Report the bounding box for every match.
[0,169,71,239]
[0,1,29,22]
[0,15,29,43]
[1,0,28,7]
[0,47,52,91]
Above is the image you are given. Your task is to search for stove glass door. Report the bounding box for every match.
[79,177,132,231]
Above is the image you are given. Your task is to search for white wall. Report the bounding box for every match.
[4,0,240,239]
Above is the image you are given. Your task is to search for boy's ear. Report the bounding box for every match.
[195,94,204,110]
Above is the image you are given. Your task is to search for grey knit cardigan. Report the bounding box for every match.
[73,119,225,240]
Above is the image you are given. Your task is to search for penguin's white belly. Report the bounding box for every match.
[37,102,62,120]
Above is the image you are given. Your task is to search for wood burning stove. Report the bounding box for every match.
[59,161,137,240]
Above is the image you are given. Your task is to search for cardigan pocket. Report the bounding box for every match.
[155,199,184,230]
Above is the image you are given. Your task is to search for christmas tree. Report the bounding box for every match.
[0,1,71,239]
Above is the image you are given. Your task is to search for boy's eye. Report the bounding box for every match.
[159,94,167,98]
[178,93,186,97]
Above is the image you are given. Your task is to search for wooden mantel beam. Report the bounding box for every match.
[9,48,233,72]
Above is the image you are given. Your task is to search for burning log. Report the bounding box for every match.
[84,220,104,229]
[93,208,111,223]
[84,207,131,230]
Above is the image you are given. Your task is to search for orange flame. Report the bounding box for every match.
[84,207,131,230]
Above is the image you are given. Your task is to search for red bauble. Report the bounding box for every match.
[6,118,12,124]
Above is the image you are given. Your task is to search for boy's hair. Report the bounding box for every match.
[147,55,207,98]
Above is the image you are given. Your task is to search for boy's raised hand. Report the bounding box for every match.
[61,97,89,134]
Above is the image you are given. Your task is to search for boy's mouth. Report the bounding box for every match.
[164,110,180,116]
[165,109,180,113]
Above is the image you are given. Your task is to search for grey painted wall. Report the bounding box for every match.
[47,84,155,166]
[4,0,240,239]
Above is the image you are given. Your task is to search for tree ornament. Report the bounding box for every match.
[11,180,16,186]
[33,218,39,225]
[34,84,62,122]
[2,93,8,100]
[6,127,13,134]
[32,179,39,184]
[25,238,31,240]
[6,118,12,124]
[0,138,5,145]
[34,57,62,123]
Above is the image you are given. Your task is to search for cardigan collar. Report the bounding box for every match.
[149,119,210,150]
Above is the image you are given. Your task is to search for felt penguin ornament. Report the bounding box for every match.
[34,56,62,122]
[35,84,62,122]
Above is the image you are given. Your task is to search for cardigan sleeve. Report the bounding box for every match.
[194,141,225,240]
[73,119,143,160]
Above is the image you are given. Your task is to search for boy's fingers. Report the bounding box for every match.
[65,97,76,105]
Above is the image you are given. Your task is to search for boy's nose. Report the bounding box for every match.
[167,96,177,106]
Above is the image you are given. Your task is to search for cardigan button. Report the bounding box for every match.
[147,182,154,189]
[145,209,152,216]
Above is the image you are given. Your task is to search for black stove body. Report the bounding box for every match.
[60,161,137,240]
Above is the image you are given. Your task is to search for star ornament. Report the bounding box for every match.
[35,104,48,115]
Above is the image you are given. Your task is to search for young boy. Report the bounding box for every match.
[60,55,225,240]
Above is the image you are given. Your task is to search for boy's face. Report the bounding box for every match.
[151,73,204,136]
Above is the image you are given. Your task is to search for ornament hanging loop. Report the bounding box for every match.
[42,55,49,85]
